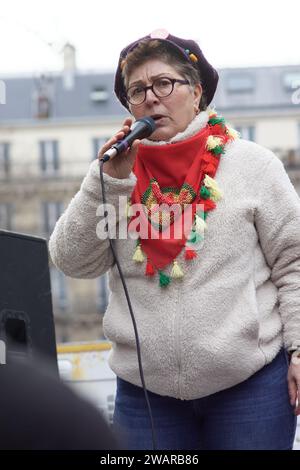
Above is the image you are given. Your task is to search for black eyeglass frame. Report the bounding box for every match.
[125,77,190,105]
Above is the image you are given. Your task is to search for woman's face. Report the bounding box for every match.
[127,59,202,141]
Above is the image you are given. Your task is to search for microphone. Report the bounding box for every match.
[102,117,156,162]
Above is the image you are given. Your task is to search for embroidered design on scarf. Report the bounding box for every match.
[127,110,239,287]
[142,181,196,231]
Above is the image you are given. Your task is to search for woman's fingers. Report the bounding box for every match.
[98,120,133,159]
[295,379,300,415]
[288,377,297,406]
[123,117,133,128]
[130,139,141,159]
[123,138,140,156]
[98,133,123,158]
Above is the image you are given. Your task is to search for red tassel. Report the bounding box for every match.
[202,153,211,163]
[185,249,198,260]
[145,259,155,276]
[212,124,225,134]
[204,199,216,211]
[205,163,216,174]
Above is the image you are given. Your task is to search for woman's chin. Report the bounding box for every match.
[149,127,176,142]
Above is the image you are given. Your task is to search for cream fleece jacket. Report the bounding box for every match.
[49,112,300,400]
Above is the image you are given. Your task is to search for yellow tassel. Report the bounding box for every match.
[171,261,184,279]
[194,214,207,234]
[203,174,218,189]
[133,245,145,263]
[203,175,223,202]
[204,175,220,191]
[125,201,132,218]
[206,135,222,151]
[226,126,240,140]
[207,107,216,117]
[210,187,223,202]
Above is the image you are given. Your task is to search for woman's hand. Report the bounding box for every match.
[287,362,300,416]
[98,117,140,179]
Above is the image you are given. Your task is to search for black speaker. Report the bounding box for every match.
[0,230,58,373]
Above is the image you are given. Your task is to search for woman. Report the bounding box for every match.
[49,29,300,450]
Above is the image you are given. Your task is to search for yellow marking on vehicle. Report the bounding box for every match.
[57,342,111,354]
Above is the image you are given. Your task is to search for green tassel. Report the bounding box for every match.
[196,211,206,221]
[200,186,211,199]
[209,116,225,127]
[203,212,208,221]
[211,145,225,156]
[159,271,171,287]
[188,230,203,244]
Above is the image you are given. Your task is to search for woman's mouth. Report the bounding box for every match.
[151,115,168,125]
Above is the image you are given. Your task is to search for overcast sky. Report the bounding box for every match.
[0,0,299,77]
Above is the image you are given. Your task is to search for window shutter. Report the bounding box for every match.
[53,141,59,171]
[40,141,46,172]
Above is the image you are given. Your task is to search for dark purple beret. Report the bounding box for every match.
[114,28,219,111]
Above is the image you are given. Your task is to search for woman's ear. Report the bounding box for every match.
[194,83,202,109]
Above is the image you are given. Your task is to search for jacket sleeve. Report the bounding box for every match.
[48,159,136,279]
[255,155,300,350]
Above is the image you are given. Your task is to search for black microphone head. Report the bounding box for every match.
[105,116,156,160]
[138,116,156,134]
[132,117,156,139]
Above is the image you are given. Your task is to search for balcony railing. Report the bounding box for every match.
[0,160,93,183]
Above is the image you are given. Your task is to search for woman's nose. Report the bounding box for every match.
[144,88,160,105]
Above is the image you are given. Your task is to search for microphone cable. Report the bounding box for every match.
[98,158,157,451]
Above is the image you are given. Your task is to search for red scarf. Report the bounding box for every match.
[128,117,233,273]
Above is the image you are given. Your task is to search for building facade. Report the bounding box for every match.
[0,63,300,342]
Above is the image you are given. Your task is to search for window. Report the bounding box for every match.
[283,72,300,91]
[36,94,51,118]
[226,75,255,93]
[39,140,59,175]
[288,122,300,166]
[235,125,255,141]
[33,75,53,118]
[97,273,109,313]
[0,79,6,104]
[90,86,109,103]
[0,143,10,178]
[50,267,68,311]
[92,137,110,161]
[41,201,63,236]
[0,203,13,230]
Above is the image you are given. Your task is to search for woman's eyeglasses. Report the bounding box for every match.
[126,77,190,106]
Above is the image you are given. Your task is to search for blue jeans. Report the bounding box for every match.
[113,349,297,450]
